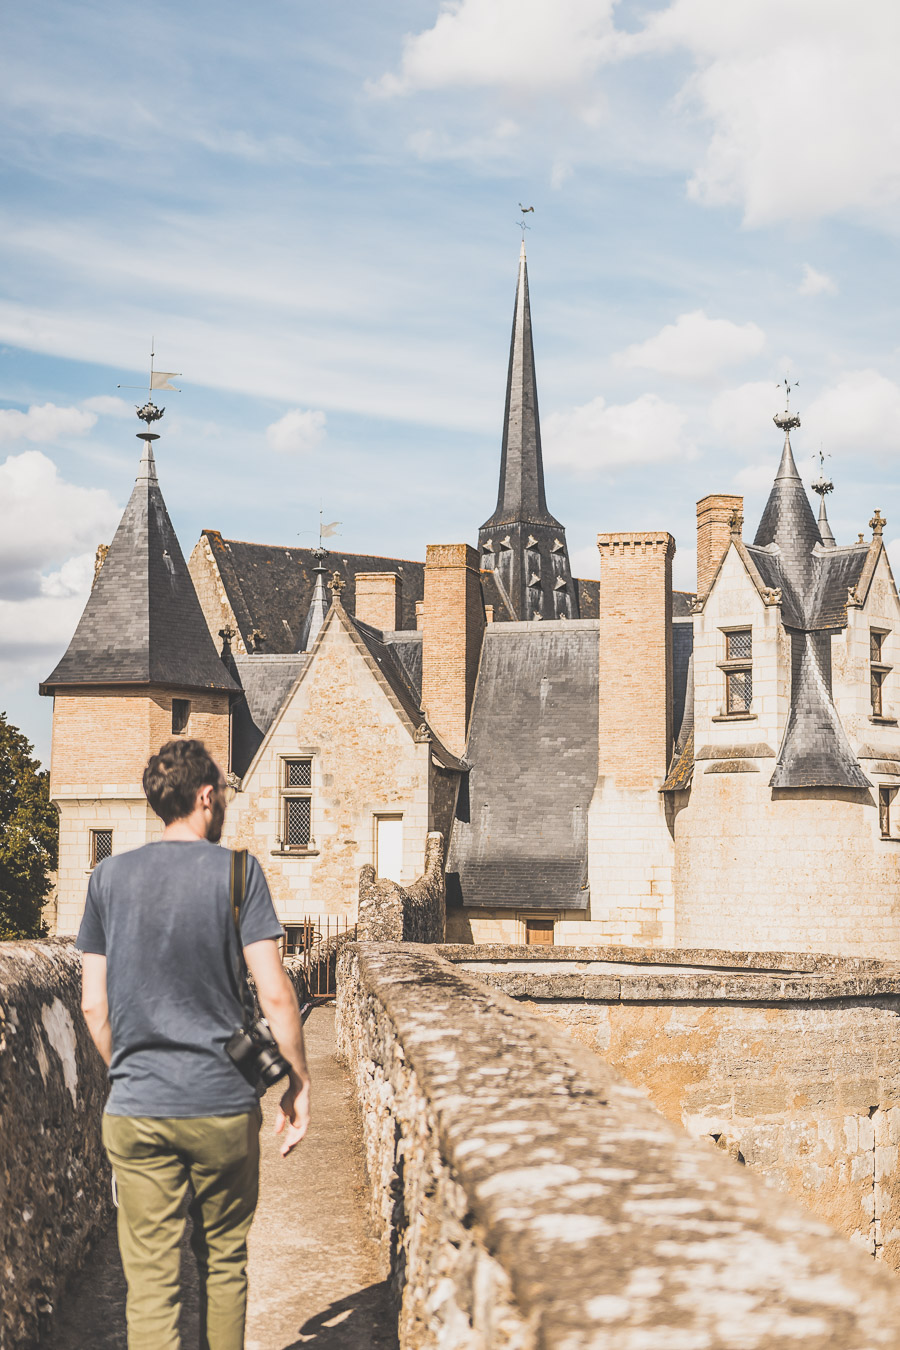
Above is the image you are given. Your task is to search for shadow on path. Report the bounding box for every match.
[45,1007,397,1350]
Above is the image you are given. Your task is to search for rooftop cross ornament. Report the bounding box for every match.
[517,203,534,239]
[774,376,800,434]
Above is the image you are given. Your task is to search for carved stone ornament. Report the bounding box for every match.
[761,586,782,607]
[329,572,346,597]
[689,596,705,614]
[729,508,744,536]
[871,509,887,537]
[414,722,432,743]
[847,585,862,607]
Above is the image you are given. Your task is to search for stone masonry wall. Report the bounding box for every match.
[357,832,445,943]
[445,944,900,1268]
[336,941,900,1349]
[0,940,110,1350]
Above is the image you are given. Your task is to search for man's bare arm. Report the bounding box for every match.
[243,938,311,1156]
[81,953,112,1066]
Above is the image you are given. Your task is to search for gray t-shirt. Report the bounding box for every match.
[76,840,283,1118]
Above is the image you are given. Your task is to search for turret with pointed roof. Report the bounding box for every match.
[41,416,237,695]
[478,243,578,621]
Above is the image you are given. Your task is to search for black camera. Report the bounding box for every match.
[226,1018,290,1089]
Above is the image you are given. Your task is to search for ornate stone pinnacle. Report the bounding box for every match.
[871,509,886,536]
[329,572,345,597]
[729,508,744,536]
[136,400,165,425]
[218,624,236,654]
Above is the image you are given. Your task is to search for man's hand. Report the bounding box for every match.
[275,1073,311,1156]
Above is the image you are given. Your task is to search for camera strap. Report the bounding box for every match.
[229,849,256,1031]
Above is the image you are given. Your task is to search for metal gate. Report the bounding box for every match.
[281,915,353,1000]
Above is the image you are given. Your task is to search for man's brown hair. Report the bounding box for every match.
[143,739,222,824]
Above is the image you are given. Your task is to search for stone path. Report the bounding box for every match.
[45,1008,397,1350]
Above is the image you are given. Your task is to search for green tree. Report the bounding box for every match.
[0,712,58,940]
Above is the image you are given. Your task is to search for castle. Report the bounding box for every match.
[41,243,900,957]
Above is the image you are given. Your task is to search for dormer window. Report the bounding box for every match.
[871,629,892,718]
[723,629,753,714]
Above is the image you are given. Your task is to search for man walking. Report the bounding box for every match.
[77,738,311,1350]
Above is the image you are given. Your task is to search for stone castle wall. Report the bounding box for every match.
[223,613,432,924]
[0,940,111,1350]
[357,832,445,943]
[336,941,900,1349]
[446,943,900,1267]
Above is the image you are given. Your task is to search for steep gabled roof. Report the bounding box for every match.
[41,445,237,695]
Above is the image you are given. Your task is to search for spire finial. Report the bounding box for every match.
[329,571,345,598]
[871,509,886,537]
[773,377,801,438]
[810,448,835,548]
[517,203,533,246]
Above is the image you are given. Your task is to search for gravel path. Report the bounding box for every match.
[46,1007,397,1350]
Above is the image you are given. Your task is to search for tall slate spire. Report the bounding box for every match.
[41,407,237,694]
[753,407,822,580]
[300,551,330,651]
[478,243,578,621]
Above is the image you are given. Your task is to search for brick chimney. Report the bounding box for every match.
[597,532,675,787]
[421,544,485,756]
[354,572,402,631]
[696,495,742,598]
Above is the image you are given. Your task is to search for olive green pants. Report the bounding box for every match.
[102,1111,261,1350]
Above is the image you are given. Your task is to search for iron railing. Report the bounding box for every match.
[281,915,354,1000]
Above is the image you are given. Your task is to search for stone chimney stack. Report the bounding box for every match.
[696,495,743,598]
[421,544,485,756]
[597,532,675,786]
[354,572,402,631]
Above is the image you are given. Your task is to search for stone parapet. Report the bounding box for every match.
[336,942,900,1348]
[0,940,111,1349]
[357,832,445,943]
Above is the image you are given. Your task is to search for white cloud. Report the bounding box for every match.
[803,370,900,456]
[0,450,121,596]
[798,264,837,298]
[618,311,765,379]
[707,380,783,452]
[373,0,618,98]
[82,394,133,418]
[265,408,326,455]
[544,392,696,473]
[0,402,96,444]
[639,0,900,226]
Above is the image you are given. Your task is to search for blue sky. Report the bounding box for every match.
[4,0,900,763]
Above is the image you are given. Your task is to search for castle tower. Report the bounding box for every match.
[40,401,238,933]
[478,242,578,621]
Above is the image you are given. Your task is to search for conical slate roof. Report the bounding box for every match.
[41,443,238,694]
[300,562,329,651]
[481,241,561,531]
[753,425,822,574]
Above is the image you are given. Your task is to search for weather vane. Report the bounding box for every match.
[810,446,833,498]
[517,203,534,239]
[774,376,800,434]
[117,339,182,428]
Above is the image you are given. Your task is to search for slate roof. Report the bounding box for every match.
[447,621,599,911]
[42,446,238,695]
[203,531,426,651]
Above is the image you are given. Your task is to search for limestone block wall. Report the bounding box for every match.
[357,832,445,943]
[0,940,111,1349]
[55,800,162,936]
[446,943,900,1268]
[336,942,900,1349]
[224,615,431,923]
[673,546,900,957]
[834,550,900,745]
[187,532,246,654]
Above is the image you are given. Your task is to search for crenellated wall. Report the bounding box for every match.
[336,941,900,1349]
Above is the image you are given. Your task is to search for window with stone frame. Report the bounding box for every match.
[280,757,313,850]
[90,828,113,868]
[880,787,897,839]
[723,629,753,714]
[870,629,892,718]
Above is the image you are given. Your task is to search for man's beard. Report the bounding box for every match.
[207,795,226,844]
